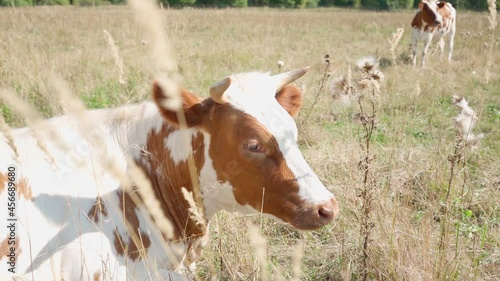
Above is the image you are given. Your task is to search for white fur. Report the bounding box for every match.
[164,129,196,165]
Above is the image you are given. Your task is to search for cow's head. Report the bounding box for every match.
[419,0,443,27]
[153,67,338,230]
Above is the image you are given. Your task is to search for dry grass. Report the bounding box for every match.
[0,5,499,281]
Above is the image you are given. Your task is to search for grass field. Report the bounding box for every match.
[0,4,499,281]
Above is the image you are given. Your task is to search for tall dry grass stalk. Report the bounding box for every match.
[181,187,207,233]
[248,223,269,281]
[485,0,497,83]
[388,28,404,66]
[0,112,19,161]
[291,241,304,281]
[127,0,206,225]
[103,29,127,86]
[299,54,332,126]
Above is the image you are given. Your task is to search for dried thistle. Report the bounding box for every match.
[452,95,484,149]
[330,65,354,98]
[277,60,285,70]
[356,56,378,73]
[369,68,384,83]
[324,54,331,66]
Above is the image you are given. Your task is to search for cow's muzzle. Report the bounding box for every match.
[291,197,339,230]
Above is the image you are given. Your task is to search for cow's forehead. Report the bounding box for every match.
[223,72,299,142]
[424,0,438,10]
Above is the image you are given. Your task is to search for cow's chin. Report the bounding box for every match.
[289,211,332,230]
[261,208,333,231]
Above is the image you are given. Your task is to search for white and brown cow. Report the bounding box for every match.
[0,67,338,280]
[411,0,456,66]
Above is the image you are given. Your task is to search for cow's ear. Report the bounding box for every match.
[152,81,212,128]
[418,1,424,10]
[275,85,303,118]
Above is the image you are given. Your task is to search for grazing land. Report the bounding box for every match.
[0,5,498,281]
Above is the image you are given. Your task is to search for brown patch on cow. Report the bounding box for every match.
[113,229,125,257]
[412,3,437,32]
[135,124,207,243]
[207,104,308,226]
[0,172,6,193]
[0,235,22,260]
[412,1,453,32]
[113,227,151,261]
[93,271,101,281]
[88,197,108,223]
[112,191,152,261]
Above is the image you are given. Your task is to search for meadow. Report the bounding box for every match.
[0,4,499,281]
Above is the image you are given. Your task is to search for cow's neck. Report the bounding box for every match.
[116,102,243,241]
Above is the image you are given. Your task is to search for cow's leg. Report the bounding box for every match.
[437,37,445,61]
[421,33,433,67]
[448,32,455,62]
[411,30,419,66]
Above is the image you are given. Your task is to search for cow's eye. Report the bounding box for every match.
[245,140,266,153]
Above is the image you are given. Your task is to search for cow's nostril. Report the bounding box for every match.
[317,198,339,225]
[318,205,334,222]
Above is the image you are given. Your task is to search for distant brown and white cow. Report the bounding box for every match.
[0,67,338,280]
[411,0,456,66]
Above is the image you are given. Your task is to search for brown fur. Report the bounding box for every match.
[137,124,206,241]
[87,197,108,223]
[113,190,152,261]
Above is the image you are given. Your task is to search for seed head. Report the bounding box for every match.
[324,54,331,66]
[277,60,285,70]
[356,56,378,73]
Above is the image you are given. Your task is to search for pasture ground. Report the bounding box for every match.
[0,5,499,281]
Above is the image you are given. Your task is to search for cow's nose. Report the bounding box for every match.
[317,197,339,224]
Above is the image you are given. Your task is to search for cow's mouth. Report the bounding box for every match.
[289,198,339,230]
